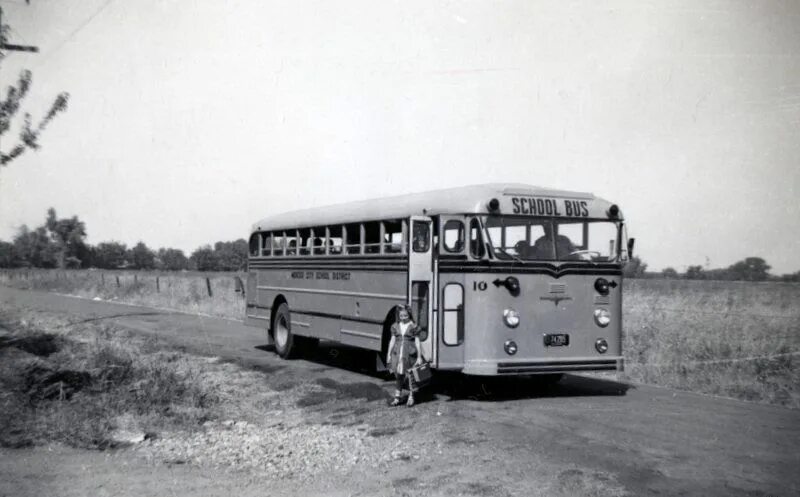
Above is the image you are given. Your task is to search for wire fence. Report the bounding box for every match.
[638,351,799,369]
[645,306,798,320]
[0,269,247,298]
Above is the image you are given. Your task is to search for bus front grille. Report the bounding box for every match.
[496,359,619,374]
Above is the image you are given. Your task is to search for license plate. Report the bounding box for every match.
[544,334,570,347]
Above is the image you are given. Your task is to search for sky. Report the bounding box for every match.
[0,0,798,274]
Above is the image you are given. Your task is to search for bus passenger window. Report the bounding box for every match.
[443,284,464,345]
[443,220,465,253]
[412,221,430,253]
[328,225,343,255]
[344,223,361,254]
[383,220,403,253]
[469,219,485,258]
[260,233,272,256]
[312,227,326,255]
[363,222,381,254]
[272,233,284,256]
[298,228,311,256]
[249,233,260,257]
[285,231,298,256]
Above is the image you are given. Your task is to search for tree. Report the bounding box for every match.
[727,257,771,281]
[128,242,155,270]
[12,225,58,268]
[623,256,648,278]
[157,248,189,271]
[190,245,218,271]
[661,267,679,279]
[93,242,128,269]
[0,240,19,268]
[45,208,88,268]
[780,271,800,283]
[213,239,248,271]
[685,265,705,280]
[0,8,70,168]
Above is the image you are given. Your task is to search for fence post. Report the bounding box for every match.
[206,277,213,297]
[156,276,160,293]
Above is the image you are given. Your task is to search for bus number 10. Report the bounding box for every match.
[473,281,488,291]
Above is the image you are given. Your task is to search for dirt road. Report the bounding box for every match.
[1,286,798,497]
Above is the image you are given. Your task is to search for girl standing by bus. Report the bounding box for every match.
[386,304,423,407]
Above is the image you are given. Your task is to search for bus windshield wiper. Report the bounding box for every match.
[495,247,526,265]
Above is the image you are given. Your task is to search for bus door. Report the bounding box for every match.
[408,216,435,363]
[437,215,468,370]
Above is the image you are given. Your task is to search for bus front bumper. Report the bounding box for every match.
[462,357,625,376]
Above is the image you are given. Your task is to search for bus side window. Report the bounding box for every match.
[328,225,343,255]
[260,232,272,257]
[383,220,403,254]
[443,220,465,253]
[285,231,298,256]
[345,223,361,255]
[298,228,311,256]
[312,227,327,255]
[364,222,381,254]
[469,218,485,258]
[272,233,284,256]
[249,233,260,257]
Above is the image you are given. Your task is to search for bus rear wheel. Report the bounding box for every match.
[273,303,297,359]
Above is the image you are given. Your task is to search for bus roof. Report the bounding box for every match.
[251,183,622,232]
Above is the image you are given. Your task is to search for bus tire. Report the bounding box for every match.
[273,303,297,359]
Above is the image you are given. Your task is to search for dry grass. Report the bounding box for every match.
[0,309,218,449]
[1,270,798,408]
[0,269,245,319]
[623,279,800,408]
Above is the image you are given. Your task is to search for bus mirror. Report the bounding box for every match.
[627,238,635,259]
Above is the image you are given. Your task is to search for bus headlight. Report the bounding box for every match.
[595,338,609,353]
[504,340,518,355]
[503,308,520,328]
[593,309,611,327]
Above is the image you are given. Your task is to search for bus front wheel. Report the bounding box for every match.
[273,303,297,359]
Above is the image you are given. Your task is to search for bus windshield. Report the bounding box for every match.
[482,216,621,263]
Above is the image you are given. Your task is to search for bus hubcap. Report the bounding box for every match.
[275,317,289,348]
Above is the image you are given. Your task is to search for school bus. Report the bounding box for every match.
[245,184,631,376]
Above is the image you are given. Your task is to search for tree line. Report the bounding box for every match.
[0,209,247,271]
[623,256,800,282]
[2,209,798,280]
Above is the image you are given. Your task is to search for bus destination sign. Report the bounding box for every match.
[510,197,589,217]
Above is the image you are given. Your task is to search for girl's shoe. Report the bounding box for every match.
[406,394,415,407]
[389,396,403,407]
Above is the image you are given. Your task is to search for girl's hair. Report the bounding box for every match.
[396,304,415,323]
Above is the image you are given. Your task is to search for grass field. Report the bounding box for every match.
[1,270,798,408]
[624,279,799,408]
[0,269,246,319]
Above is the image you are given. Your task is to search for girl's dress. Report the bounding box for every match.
[389,321,419,376]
